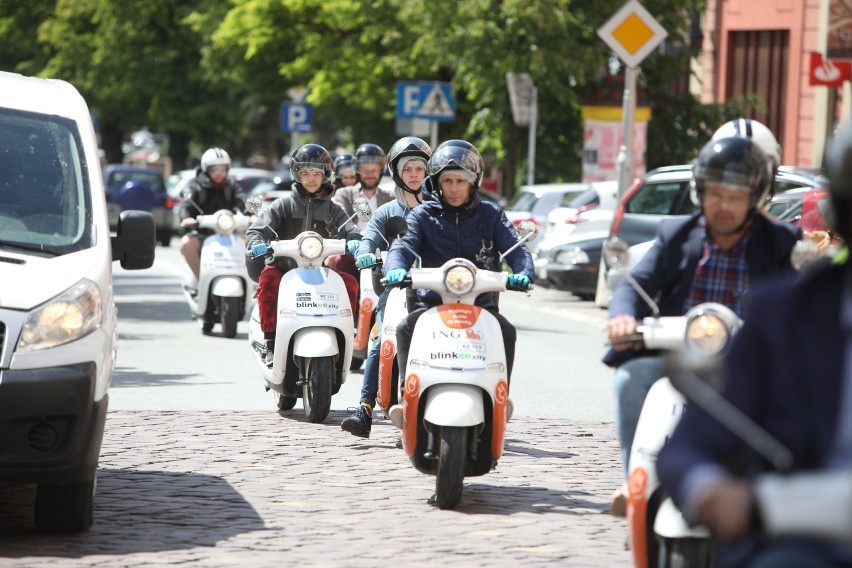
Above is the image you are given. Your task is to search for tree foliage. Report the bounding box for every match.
[0,0,731,191]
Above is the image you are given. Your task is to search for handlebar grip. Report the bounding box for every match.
[380,276,412,288]
[609,334,644,346]
[507,283,532,292]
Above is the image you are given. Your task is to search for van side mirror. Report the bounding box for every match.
[111,210,155,269]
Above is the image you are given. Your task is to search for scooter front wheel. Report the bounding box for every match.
[435,426,466,510]
[220,296,241,338]
[303,356,333,423]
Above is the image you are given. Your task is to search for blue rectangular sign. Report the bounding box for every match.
[281,102,312,133]
[396,82,455,122]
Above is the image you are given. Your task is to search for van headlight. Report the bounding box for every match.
[298,233,323,260]
[684,304,739,355]
[19,279,103,352]
[216,211,236,234]
[443,260,476,296]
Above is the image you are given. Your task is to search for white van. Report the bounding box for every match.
[0,72,155,532]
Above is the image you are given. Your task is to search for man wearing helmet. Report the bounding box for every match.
[245,143,362,366]
[604,134,801,516]
[712,118,782,208]
[178,147,245,283]
[383,140,535,394]
[333,143,394,231]
[332,153,357,191]
[340,136,431,438]
[656,123,852,567]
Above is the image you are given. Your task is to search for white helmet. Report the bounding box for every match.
[712,119,780,205]
[200,147,231,172]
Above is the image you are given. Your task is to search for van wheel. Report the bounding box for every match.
[303,356,333,423]
[35,480,95,533]
[658,537,712,568]
[220,297,240,338]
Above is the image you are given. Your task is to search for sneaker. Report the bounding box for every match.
[387,404,404,429]
[341,404,372,438]
[610,484,628,517]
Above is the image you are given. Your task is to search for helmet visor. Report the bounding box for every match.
[428,146,482,179]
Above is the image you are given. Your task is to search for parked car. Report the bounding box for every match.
[545,180,619,241]
[249,179,292,203]
[595,164,826,306]
[534,229,610,300]
[505,183,589,245]
[103,164,175,246]
[229,167,276,194]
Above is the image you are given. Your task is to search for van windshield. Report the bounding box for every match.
[0,109,92,255]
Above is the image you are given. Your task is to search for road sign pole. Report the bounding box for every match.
[527,86,538,186]
[617,66,637,199]
[430,120,439,151]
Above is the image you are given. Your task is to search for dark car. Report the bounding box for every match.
[534,230,609,300]
[103,164,174,246]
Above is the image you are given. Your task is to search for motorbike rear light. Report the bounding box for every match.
[486,363,505,372]
[164,198,175,210]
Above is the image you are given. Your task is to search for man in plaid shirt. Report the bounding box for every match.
[603,133,801,516]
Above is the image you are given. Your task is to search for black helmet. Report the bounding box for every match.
[822,121,852,243]
[691,136,770,210]
[354,143,387,175]
[427,140,484,206]
[333,153,355,177]
[290,143,333,186]
[387,137,432,191]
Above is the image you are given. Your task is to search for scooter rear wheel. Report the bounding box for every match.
[303,356,333,423]
[435,426,466,510]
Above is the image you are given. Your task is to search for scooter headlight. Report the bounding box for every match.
[443,260,476,296]
[19,279,103,352]
[216,211,236,234]
[298,233,323,260]
[684,304,740,355]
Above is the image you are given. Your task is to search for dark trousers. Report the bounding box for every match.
[395,305,517,386]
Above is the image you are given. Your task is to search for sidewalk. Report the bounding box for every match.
[0,410,632,567]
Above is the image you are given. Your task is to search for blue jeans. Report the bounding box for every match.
[613,355,664,477]
[359,287,390,406]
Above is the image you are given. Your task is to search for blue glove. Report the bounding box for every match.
[385,268,408,284]
[507,274,531,290]
[355,253,376,269]
[250,242,270,258]
[346,240,360,255]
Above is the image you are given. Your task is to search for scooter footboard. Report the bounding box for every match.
[654,497,711,539]
[423,384,484,427]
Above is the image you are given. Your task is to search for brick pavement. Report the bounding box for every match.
[0,410,632,567]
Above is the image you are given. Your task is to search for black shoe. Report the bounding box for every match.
[341,404,372,438]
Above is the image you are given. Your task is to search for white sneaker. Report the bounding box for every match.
[388,404,404,429]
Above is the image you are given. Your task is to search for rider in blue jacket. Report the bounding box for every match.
[383,140,535,387]
[340,136,432,438]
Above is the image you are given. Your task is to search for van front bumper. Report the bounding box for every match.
[0,362,106,484]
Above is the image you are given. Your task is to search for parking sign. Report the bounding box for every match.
[281,102,312,133]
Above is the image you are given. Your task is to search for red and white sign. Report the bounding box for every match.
[809,52,851,86]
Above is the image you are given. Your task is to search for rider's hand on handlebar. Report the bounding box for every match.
[507,274,531,290]
[693,480,754,540]
[607,314,642,351]
[355,253,376,269]
[250,242,271,259]
[346,240,360,255]
[181,217,198,229]
[385,268,408,284]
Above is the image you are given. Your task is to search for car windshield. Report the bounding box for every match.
[567,188,600,208]
[506,191,538,212]
[108,170,165,193]
[0,108,92,255]
[626,180,695,215]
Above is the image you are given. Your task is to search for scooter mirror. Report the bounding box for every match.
[385,216,408,238]
[602,237,630,269]
[516,220,539,239]
[244,195,264,215]
[790,238,822,271]
[353,198,371,222]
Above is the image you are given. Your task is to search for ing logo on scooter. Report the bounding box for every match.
[432,329,483,340]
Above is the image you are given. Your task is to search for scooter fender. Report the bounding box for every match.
[423,384,484,428]
[654,497,711,539]
[211,275,245,298]
[293,327,340,358]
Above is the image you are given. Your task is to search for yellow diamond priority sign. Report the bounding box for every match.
[597,0,668,68]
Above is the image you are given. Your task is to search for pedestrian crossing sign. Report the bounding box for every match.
[396,81,456,122]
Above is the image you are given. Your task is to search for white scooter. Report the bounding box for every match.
[386,220,536,509]
[245,197,369,422]
[602,237,741,568]
[181,199,253,338]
